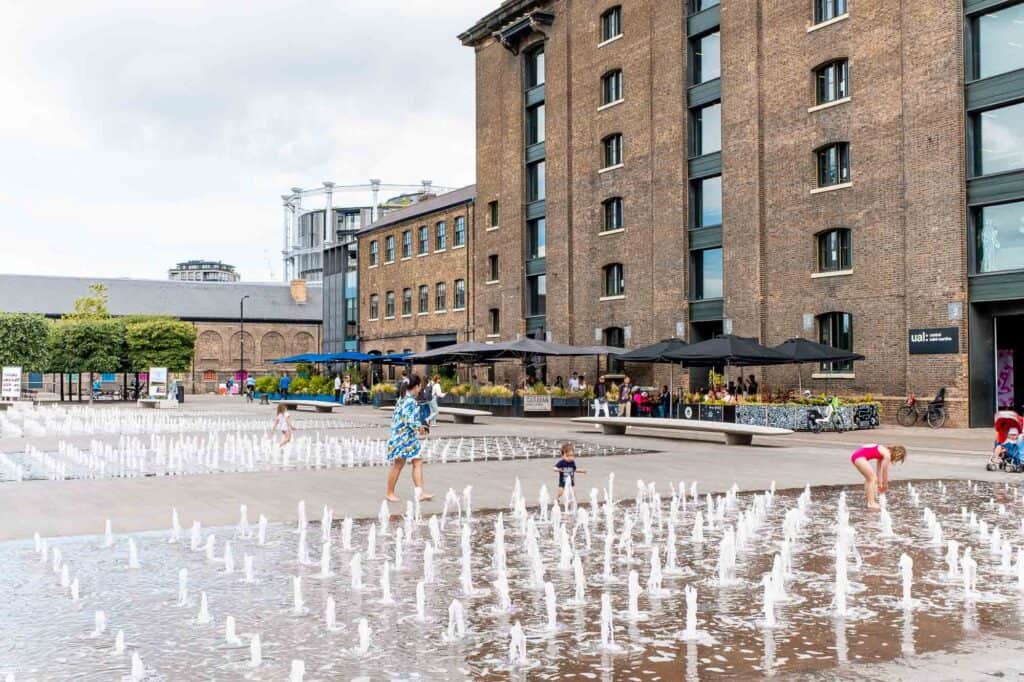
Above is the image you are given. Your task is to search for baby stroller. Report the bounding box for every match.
[807,396,846,433]
[988,410,1024,472]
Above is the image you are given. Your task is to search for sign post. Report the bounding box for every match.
[1,366,21,400]
[523,394,553,413]
[149,367,169,399]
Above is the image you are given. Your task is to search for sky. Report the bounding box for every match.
[0,0,488,281]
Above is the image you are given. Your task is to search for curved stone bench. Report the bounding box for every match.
[380,406,492,424]
[571,417,792,446]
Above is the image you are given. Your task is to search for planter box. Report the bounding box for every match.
[735,403,879,431]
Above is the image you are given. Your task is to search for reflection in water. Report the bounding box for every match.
[1,479,1023,679]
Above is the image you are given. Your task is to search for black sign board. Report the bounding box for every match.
[908,327,959,355]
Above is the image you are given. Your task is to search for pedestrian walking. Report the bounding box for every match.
[334,374,342,403]
[427,374,446,426]
[593,375,610,417]
[617,376,634,417]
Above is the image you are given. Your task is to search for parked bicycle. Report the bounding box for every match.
[896,388,947,428]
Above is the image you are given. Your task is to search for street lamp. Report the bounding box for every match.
[239,295,251,393]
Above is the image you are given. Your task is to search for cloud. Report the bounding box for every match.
[0,0,487,279]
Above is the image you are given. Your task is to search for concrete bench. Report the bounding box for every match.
[571,416,793,446]
[381,406,492,424]
[138,398,179,409]
[277,400,342,414]
[32,393,60,406]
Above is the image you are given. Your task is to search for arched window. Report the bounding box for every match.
[435,221,447,251]
[602,197,624,231]
[384,235,395,262]
[603,263,625,297]
[385,291,395,318]
[489,308,501,335]
[817,312,854,372]
[815,59,849,104]
[605,326,625,372]
[602,133,623,169]
[488,254,500,281]
[600,6,622,43]
[418,285,429,313]
[369,294,379,320]
[814,0,847,24]
[369,240,379,266]
[816,142,851,187]
[435,282,447,311]
[601,70,623,106]
[525,44,545,88]
[817,228,852,272]
[401,230,412,258]
[402,288,412,316]
[418,226,429,255]
[454,279,467,309]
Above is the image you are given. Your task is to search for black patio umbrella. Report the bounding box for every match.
[617,338,689,362]
[771,337,865,393]
[663,334,790,366]
[407,341,497,365]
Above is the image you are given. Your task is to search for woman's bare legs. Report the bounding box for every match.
[385,459,405,502]
[853,457,879,510]
[411,459,432,501]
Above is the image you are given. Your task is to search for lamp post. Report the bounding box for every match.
[239,295,251,393]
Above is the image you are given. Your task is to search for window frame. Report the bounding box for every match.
[401,230,412,259]
[489,201,499,228]
[691,247,724,301]
[402,288,413,316]
[369,294,379,320]
[602,262,625,297]
[602,133,624,169]
[816,142,851,187]
[814,59,850,105]
[385,291,395,319]
[601,69,624,106]
[691,102,722,157]
[600,6,622,43]
[369,240,379,266]
[527,217,547,259]
[814,0,848,24]
[973,100,1024,177]
[488,254,500,281]
[526,103,546,145]
[602,197,624,232]
[692,30,721,85]
[454,279,467,309]
[454,216,466,247]
[527,160,546,202]
[817,311,854,372]
[435,282,448,311]
[816,228,853,272]
[418,225,429,255]
[489,308,501,335]
[384,235,395,263]
[435,221,447,251]
[525,44,545,89]
[418,285,430,313]
[691,175,723,229]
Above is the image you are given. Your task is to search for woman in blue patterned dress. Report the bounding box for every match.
[385,374,433,503]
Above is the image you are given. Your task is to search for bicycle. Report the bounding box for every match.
[896,392,947,429]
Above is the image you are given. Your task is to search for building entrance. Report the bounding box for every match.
[996,315,1024,412]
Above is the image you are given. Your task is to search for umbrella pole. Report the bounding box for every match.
[669,363,674,419]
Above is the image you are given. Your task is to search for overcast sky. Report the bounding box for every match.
[0,0,488,281]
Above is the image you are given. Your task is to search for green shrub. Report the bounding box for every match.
[255,376,278,393]
[307,375,333,395]
[290,377,309,394]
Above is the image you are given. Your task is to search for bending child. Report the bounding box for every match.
[850,444,906,510]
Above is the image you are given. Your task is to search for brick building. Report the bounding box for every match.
[459,0,1024,425]
[357,186,477,371]
[0,274,321,394]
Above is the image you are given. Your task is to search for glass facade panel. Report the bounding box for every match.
[526,45,545,88]
[977,3,1024,79]
[527,104,545,144]
[527,160,546,201]
[976,200,1024,273]
[694,103,721,155]
[694,31,720,84]
[693,248,723,300]
[528,218,546,259]
[694,176,722,228]
[978,101,1024,175]
[527,274,547,316]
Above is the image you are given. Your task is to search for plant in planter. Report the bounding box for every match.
[255,375,278,395]
[370,383,397,405]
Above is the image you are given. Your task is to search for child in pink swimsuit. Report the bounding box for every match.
[850,444,906,510]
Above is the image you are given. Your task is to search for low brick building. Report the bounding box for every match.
[0,274,321,394]
[357,186,476,375]
[458,0,1024,425]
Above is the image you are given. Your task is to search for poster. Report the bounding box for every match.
[1,366,21,399]
[998,348,1015,409]
[149,367,168,399]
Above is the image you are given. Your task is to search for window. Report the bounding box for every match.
[369,240,379,266]
[815,60,849,104]
[602,197,624,231]
[528,217,547,259]
[600,6,622,42]
[976,4,1024,79]
[454,279,466,309]
[489,201,499,228]
[693,0,719,10]
[386,350,396,380]
[418,225,429,255]
[976,101,1024,176]
[692,248,723,300]
[489,308,501,335]
[454,216,466,247]
[693,176,722,228]
[525,44,545,88]
[693,31,720,84]
[601,70,623,106]
[385,235,395,262]
[435,282,447,311]
[817,229,852,272]
[602,133,623,168]
[527,160,546,202]
[488,254,500,281]
[814,0,847,24]
[402,230,412,258]
[605,327,625,372]
[976,199,1024,274]
[402,288,412,316]
[603,263,625,297]
[369,294,379,320]
[527,104,545,145]
[385,291,395,318]
[419,285,429,313]
[692,103,721,156]
[816,142,851,187]
[527,274,547,316]
[435,221,447,250]
[818,312,853,372]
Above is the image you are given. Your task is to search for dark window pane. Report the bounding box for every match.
[527,104,545,145]
[694,31,720,84]
[818,229,852,271]
[603,198,623,231]
[418,226,428,254]
[526,46,545,88]
[818,312,853,371]
[528,217,547,259]
[977,200,1024,273]
[604,263,624,296]
[601,7,622,42]
[603,134,623,167]
[817,143,850,186]
[692,248,723,300]
[695,176,722,228]
[601,71,623,105]
[814,0,847,23]
[435,222,447,250]
[694,0,720,10]
[694,103,721,155]
[977,4,1024,79]
[527,160,546,201]
[489,201,499,227]
[527,274,547,316]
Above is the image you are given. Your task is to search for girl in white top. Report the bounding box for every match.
[427,374,446,426]
[271,404,295,447]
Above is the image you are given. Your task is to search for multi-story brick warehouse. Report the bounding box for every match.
[459,0,1024,425]
[357,186,477,366]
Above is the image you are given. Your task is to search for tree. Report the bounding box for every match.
[64,283,111,321]
[125,318,196,372]
[0,313,50,370]
[48,319,125,374]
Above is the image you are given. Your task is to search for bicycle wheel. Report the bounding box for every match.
[927,407,946,429]
[896,406,918,427]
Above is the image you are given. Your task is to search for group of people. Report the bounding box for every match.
[333,374,370,405]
